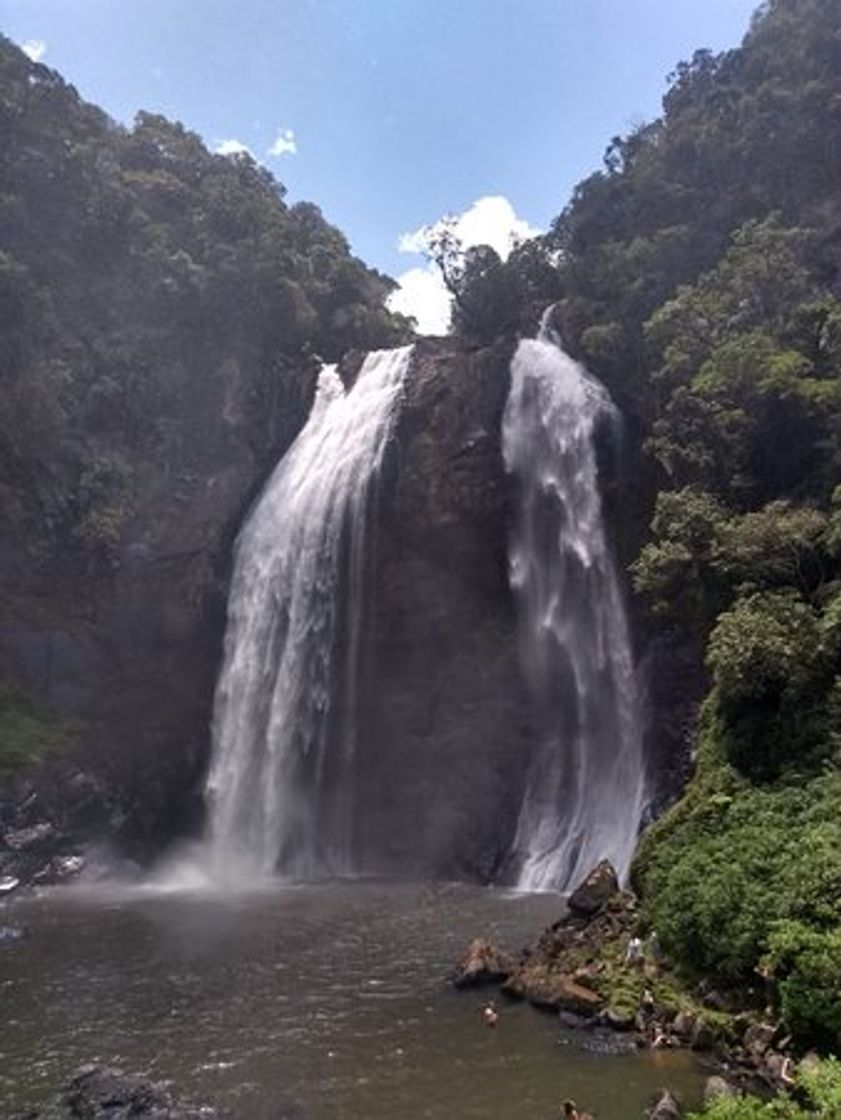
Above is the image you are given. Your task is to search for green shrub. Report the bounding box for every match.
[687,1057,841,1119]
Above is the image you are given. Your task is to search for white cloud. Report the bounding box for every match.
[213,138,253,158]
[267,128,297,157]
[389,195,541,335]
[399,195,540,263]
[386,265,452,335]
[21,39,46,62]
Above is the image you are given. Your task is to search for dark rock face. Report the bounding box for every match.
[567,860,619,916]
[637,627,706,820]
[352,336,535,879]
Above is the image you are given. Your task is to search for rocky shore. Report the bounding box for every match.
[454,861,805,1114]
[6,1067,226,1120]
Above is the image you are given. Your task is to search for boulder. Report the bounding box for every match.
[690,1017,717,1051]
[49,1065,225,1120]
[672,1010,696,1040]
[0,874,20,895]
[452,938,514,988]
[567,861,619,916]
[646,1089,682,1120]
[743,1021,776,1057]
[704,1076,735,1103]
[3,823,55,852]
[507,970,603,1014]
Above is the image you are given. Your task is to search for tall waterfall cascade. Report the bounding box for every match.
[204,345,413,882]
[503,319,645,892]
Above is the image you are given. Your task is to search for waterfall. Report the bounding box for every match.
[503,318,645,892]
[204,345,413,882]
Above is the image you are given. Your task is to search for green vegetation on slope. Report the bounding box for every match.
[689,1057,841,1119]
[0,680,77,778]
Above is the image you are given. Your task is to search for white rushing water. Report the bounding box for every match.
[204,346,413,882]
[503,318,645,892]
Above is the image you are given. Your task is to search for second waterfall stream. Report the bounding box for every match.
[503,316,645,891]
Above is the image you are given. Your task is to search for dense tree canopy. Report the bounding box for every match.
[0,36,411,565]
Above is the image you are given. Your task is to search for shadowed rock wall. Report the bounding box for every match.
[352,337,535,879]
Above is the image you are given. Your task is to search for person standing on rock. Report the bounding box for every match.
[625,935,644,966]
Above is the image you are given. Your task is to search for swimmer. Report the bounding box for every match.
[481,999,499,1028]
[562,1099,593,1120]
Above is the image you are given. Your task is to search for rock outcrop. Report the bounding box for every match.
[351,336,535,879]
[501,863,633,1015]
[452,937,516,989]
[568,859,620,916]
[14,1066,225,1120]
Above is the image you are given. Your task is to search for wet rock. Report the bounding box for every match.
[646,1088,682,1119]
[672,1011,696,1040]
[704,1075,735,1103]
[568,1027,638,1056]
[4,822,55,851]
[700,989,731,1012]
[763,1050,796,1088]
[604,1006,637,1031]
[743,1021,776,1056]
[508,970,603,1014]
[30,1065,227,1119]
[502,888,636,1016]
[690,1017,717,1052]
[567,860,619,916]
[558,1009,595,1030]
[452,938,515,988]
[32,854,86,886]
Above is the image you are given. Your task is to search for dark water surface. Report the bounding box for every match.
[0,881,703,1119]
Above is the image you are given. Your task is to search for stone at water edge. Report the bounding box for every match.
[567,860,619,916]
[452,937,515,988]
[704,1076,735,1103]
[646,1088,682,1119]
[17,1065,228,1120]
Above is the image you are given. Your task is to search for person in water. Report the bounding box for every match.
[481,999,499,1028]
[561,1099,593,1120]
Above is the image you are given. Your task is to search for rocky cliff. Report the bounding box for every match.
[353,336,533,880]
[0,328,700,887]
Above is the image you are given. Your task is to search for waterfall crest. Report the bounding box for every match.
[503,320,645,892]
[205,345,413,882]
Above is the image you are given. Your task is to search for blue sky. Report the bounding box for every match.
[2,0,758,329]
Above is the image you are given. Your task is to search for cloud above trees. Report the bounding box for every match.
[388,195,540,334]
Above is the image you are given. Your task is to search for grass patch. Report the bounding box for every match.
[0,679,77,779]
